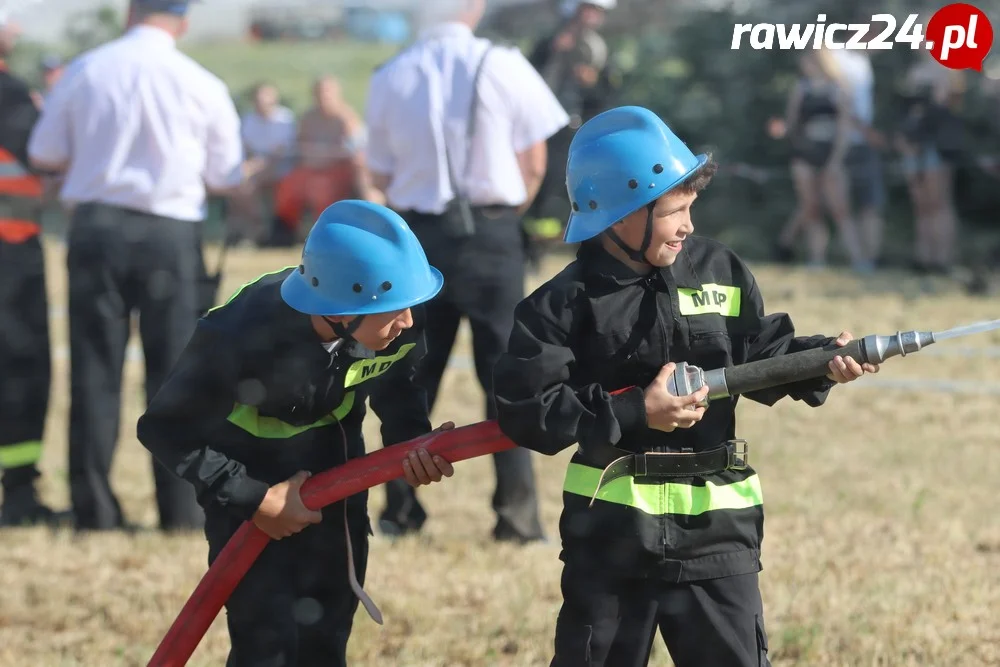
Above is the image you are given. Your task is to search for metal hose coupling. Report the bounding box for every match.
[861,330,936,364]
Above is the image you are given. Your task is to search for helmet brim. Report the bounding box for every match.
[563,153,709,244]
[280,266,445,317]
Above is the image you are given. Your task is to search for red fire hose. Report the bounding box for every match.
[146,420,516,667]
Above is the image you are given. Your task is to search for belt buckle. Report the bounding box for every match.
[634,453,648,477]
[726,439,749,471]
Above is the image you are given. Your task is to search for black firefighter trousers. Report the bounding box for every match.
[551,564,771,667]
[382,205,544,542]
[66,203,204,531]
[206,500,370,667]
[0,235,50,492]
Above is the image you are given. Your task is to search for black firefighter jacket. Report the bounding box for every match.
[136,268,432,523]
[493,237,838,582]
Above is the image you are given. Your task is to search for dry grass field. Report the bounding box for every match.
[2,237,1000,667]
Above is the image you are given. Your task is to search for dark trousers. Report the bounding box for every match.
[66,202,204,531]
[382,205,543,541]
[0,235,51,490]
[551,565,771,667]
[206,504,370,667]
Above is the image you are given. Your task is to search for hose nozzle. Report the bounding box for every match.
[864,330,936,364]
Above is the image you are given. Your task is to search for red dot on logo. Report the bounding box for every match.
[926,3,994,70]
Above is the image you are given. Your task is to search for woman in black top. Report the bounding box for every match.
[895,53,964,274]
[774,49,869,271]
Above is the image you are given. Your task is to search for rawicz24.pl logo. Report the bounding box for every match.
[730,3,994,71]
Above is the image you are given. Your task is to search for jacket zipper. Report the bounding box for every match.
[656,270,678,553]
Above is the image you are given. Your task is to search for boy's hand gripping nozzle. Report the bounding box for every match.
[666,319,1000,405]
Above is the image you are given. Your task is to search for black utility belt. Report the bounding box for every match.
[587,440,749,507]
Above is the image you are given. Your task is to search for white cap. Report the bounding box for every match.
[582,0,618,9]
[561,0,617,16]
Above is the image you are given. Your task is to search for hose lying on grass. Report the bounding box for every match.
[146,420,516,667]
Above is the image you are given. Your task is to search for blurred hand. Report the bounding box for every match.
[573,64,599,87]
[403,422,456,486]
[241,156,268,180]
[766,117,787,140]
[252,470,323,540]
[826,331,880,383]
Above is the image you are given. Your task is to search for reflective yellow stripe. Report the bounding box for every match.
[677,283,741,317]
[344,343,415,388]
[207,266,296,314]
[563,462,763,516]
[227,391,356,439]
[525,217,564,239]
[0,441,42,468]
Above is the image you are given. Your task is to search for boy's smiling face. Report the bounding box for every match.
[607,189,698,267]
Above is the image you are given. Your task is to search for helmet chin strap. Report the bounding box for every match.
[323,315,366,341]
[603,202,655,266]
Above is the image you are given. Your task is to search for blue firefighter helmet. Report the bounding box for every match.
[281,200,444,316]
[563,106,708,244]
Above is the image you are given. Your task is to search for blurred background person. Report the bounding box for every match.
[29,54,65,109]
[228,81,296,246]
[895,48,966,276]
[830,22,888,268]
[40,54,64,91]
[0,18,62,527]
[771,49,870,272]
[364,0,568,544]
[26,0,244,533]
[30,54,68,211]
[524,0,617,269]
[270,75,378,246]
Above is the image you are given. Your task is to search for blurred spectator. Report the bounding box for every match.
[772,49,869,272]
[968,89,1000,294]
[228,81,296,245]
[29,55,69,205]
[895,49,966,275]
[0,18,63,527]
[30,54,65,110]
[364,0,568,544]
[27,0,244,533]
[41,55,64,93]
[270,75,377,245]
[830,25,887,267]
[524,0,618,265]
[532,0,616,127]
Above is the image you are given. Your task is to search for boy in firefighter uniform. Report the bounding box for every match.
[137,200,455,666]
[492,106,879,667]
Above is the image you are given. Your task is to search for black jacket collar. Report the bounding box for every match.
[576,239,703,290]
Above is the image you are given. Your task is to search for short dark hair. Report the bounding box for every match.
[674,154,718,195]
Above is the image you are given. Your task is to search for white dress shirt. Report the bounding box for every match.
[365,22,570,214]
[27,25,244,222]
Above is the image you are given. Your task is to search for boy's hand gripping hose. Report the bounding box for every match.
[146,420,517,667]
